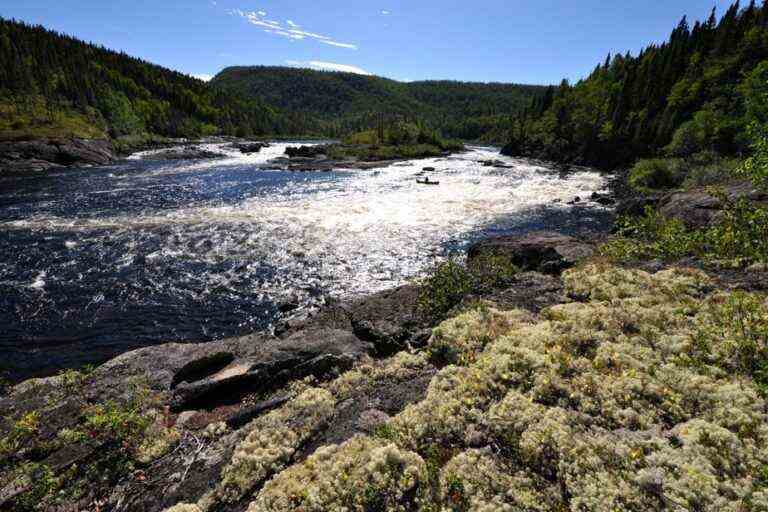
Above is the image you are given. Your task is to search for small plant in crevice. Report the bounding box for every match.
[689,291,768,395]
[417,254,519,321]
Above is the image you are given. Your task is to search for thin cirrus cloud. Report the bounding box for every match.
[229,9,358,50]
[286,60,372,76]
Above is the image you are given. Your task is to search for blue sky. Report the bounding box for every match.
[2,0,735,85]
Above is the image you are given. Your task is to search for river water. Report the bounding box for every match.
[0,142,610,382]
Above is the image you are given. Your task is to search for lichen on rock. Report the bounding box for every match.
[247,435,428,512]
[217,387,336,502]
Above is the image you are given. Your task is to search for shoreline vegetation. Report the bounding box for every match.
[3,1,768,511]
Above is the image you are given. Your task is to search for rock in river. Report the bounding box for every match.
[468,231,595,275]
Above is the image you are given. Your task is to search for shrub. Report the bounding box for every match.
[601,199,768,264]
[665,109,735,158]
[418,255,519,320]
[739,123,768,191]
[628,158,684,192]
[417,259,475,320]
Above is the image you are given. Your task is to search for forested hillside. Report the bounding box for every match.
[0,18,291,141]
[211,66,546,138]
[503,0,768,169]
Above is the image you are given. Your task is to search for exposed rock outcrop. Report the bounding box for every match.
[229,142,270,154]
[467,231,595,275]
[0,138,115,172]
[657,181,768,229]
[142,146,227,161]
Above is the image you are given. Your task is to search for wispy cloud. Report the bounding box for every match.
[319,40,358,49]
[230,9,357,50]
[285,59,372,76]
[381,10,391,15]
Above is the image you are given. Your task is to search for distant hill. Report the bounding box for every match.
[0,18,290,141]
[211,66,548,138]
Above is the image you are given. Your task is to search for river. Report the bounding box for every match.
[0,142,610,382]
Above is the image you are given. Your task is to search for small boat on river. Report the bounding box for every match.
[416,177,440,185]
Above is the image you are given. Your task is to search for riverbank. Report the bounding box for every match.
[7,142,766,510]
[2,216,767,510]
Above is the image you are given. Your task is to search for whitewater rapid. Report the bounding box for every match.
[0,142,610,380]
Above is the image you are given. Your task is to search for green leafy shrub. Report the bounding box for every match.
[0,411,40,459]
[681,151,740,188]
[417,259,474,320]
[665,109,736,158]
[628,158,684,192]
[688,291,768,396]
[417,254,519,320]
[739,124,768,191]
[601,199,768,264]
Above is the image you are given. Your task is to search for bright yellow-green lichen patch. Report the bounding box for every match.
[439,448,553,512]
[217,387,335,502]
[248,435,428,512]
[326,351,431,400]
[135,420,181,464]
[163,504,202,512]
[428,306,534,365]
[386,263,768,510]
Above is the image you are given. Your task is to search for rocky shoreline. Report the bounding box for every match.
[3,147,767,510]
[0,230,592,510]
[0,138,116,172]
[3,213,767,510]
[0,137,466,173]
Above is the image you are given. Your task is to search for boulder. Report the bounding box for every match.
[143,146,226,161]
[462,271,566,313]
[468,231,594,275]
[615,196,660,218]
[285,145,329,158]
[347,285,431,354]
[590,192,615,205]
[658,182,768,229]
[277,285,431,355]
[230,141,270,154]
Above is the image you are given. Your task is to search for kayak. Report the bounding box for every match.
[416,179,440,185]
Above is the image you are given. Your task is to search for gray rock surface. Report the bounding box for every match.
[142,146,226,161]
[658,181,768,229]
[0,138,115,171]
[468,231,594,275]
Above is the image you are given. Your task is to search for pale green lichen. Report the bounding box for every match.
[163,504,202,512]
[439,449,553,511]
[428,306,533,365]
[135,422,180,464]
[248,435,428,512]
[217,387,335,502]
[327,351,430,400]
[386,263,768,510]
[171,263,768,511]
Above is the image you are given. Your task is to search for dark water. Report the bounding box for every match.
[0,143,612,383]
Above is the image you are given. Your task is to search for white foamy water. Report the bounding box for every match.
[2,143,608,303]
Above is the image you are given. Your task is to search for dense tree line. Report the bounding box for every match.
[211,66,546,137]
[0,18,298,139]
[502,0,768,168]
